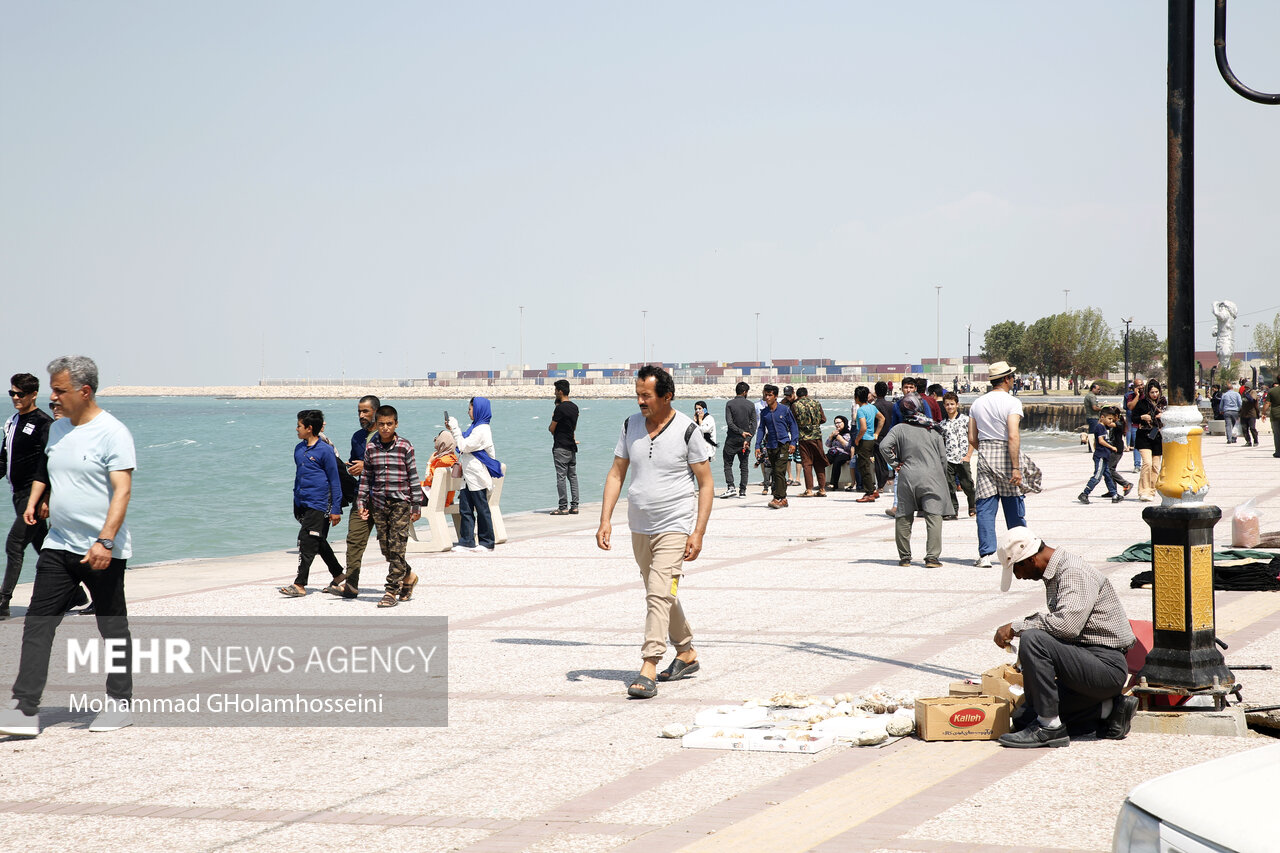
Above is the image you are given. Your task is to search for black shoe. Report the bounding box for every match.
[1077,493,1090,504]
[942,514,958,521]
[1110,494,1124,503]
[1101,695,1139,740]
[998,721,1069,749]
[0,604,9,621]
[82,602,96,615]
[68,586,89,611]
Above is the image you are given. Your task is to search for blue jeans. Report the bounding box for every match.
[457,487,494,549]
[1083,456,1117,497]
[976,494,1026,557]
[1127,425,1140,469]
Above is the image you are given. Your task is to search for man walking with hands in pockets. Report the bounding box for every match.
[597,365,715,700]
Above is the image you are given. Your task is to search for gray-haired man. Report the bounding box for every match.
[0,356,136,737]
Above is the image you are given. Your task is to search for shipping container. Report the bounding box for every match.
[523,370,547,378]
[573,369,588,378]
[548,370,567,378]
[774,358,800,367]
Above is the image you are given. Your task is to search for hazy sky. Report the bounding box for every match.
[4,2,1280,385]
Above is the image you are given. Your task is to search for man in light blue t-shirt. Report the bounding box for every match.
[0,356,137,739]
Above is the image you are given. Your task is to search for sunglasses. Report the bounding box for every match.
[7,390,32,398]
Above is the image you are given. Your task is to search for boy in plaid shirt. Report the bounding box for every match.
[357,406,423,607]
[940,392,976,519]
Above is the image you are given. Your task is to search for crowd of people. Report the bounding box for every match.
[0,357,1276,747]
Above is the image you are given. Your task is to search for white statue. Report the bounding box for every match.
[1213,300,1238,373]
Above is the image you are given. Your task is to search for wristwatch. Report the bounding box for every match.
[95,537,115,551]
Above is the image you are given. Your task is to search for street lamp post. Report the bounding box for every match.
[1122,317,1134,392]
[518,305,525,374]
[935,285,942,363]
[966,324,972,391]
[1063,289,1070,311]
[818,336,824,363]
[755,312,761,363]
[642,311,647,366]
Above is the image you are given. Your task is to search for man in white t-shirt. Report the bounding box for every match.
[0,356,137,738]
[597,365,715,700]
[967,361,1027,568]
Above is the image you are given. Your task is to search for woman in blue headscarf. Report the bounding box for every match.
[447,397,503,551]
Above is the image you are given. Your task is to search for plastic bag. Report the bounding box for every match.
[1232,498,1261,548]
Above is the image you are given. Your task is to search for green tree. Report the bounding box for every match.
[1068,308,1120,385]
[1021,314,1075,394]
[981,321,1026,365]
[1124,326,1164,380]
[1253,312,1280,369]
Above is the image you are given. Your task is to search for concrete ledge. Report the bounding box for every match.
[1130,707,1248,737]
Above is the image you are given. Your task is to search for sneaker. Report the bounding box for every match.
[89,707,134,733]
[720,488,737,499]
[898,559,912,567]
[1077,493,1090,504]
[974,555,993,568]
[0,700,40,738]
[453,545,478,554]
[1101,695,1139,740]
[924,559,944,569]
[738,490,746,498]
[998,721,1069,749]
[1138,495,1153,502]
[1122,484,1133,497]
[1111,494,1124,503]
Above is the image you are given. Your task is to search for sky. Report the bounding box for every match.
[3,1,1280,386]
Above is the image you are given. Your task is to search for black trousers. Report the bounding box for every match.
[4,486,47,601]
[1018,629,1128,722]
[722,443,749,491]
[294,507,343,587]
[12,548,132,715]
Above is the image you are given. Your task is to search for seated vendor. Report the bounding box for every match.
[993,527,1138,748]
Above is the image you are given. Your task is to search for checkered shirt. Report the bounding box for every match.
[1012,549,1135,650]
[975,439,1021,498]
[357,435,423,511]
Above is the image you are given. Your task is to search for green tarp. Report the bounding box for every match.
[1108,542,1279,563]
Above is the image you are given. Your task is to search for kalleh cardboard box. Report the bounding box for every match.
[948,680,983,698]
[981,664,1025,710]
[915,696,1012,741]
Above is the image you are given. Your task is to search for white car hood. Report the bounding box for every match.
[1127,742,1280,852]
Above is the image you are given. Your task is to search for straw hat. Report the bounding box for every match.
[988,361,1016,381]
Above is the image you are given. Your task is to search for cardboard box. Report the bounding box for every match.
[981,664,1026,710]
[915,696,1012,741]
[949,680,983,698]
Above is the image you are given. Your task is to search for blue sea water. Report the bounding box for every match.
[7,396,1080,578]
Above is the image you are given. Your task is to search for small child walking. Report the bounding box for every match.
[1103,406,1133,498]
[940,392,976,519]
[1079,410,1122,504]
[357,405,424,608]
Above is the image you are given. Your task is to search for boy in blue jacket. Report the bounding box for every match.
[281,409,344,596]
[1078,411,1122,505]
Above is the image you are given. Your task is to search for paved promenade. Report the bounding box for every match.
[1,433,1278,852]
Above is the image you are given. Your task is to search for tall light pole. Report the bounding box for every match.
[1063,289,1070,311]
[305,350,310,386]
[966,323,973,391]
[935,285,942,363]
[642,310,647,366]
[1122,316,1134,392]
[754,312,760,363]
[518,305,525,373]
[818,336,824,363]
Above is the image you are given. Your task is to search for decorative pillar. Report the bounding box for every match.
[1138,0,1231,692]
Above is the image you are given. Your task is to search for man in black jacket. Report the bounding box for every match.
[721,383,756,498]
[1,373,54,620]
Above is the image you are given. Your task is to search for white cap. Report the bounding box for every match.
[997,527,1040,592]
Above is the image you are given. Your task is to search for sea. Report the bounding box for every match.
[6,396,1081,580]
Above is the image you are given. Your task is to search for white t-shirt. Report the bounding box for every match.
[44,410,137,559]
[969,389,1023,442]
[615,410,714,535]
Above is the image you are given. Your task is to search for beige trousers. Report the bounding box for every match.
[1138,449,1162,499]
[632,532,694,661]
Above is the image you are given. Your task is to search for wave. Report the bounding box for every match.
[146,439,198,449]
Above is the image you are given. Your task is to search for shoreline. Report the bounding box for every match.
[98,383,1108,401]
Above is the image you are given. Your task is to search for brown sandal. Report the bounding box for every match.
[377,592,398,608]
[398,573,419,602]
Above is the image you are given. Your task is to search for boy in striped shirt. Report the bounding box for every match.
[357,406,423,608]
